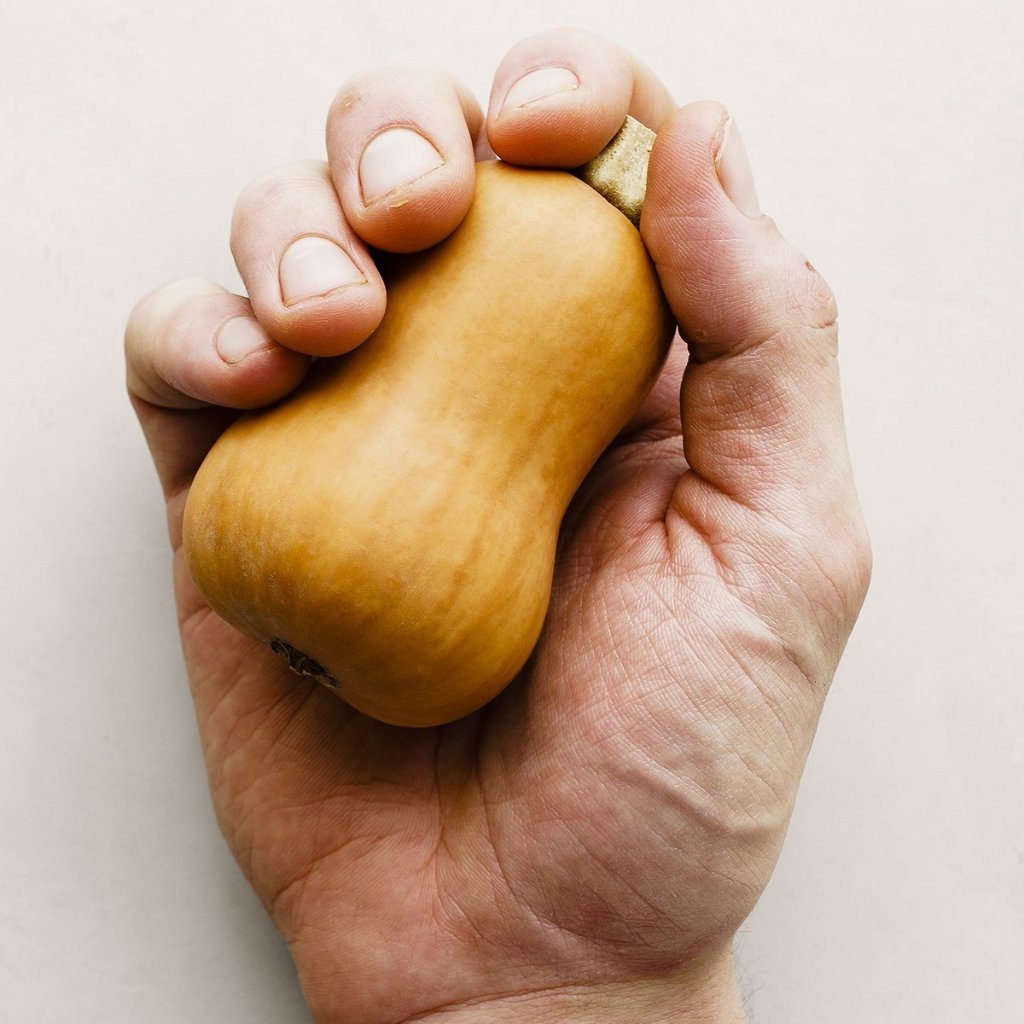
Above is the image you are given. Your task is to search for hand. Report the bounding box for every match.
[126,28,870,1024]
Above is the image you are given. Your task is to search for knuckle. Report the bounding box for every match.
[329,60,443,121]
[232,162,329,235]
[126,277,218,347]
[511,25,608,58]
[750,232,839,346]
[125,290,156,346]
[800,259,839,330]
[776,245,838,333]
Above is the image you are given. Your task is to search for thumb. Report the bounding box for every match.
[642,102,871,667]
[642,101,851,519]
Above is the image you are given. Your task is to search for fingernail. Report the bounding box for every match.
[501,67,579,111]
[279,236,365,306]
[715,117,761,219]
[359,127,444,203]
[216,316,274,365]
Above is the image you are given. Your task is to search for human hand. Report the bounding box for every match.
[126,28,870,1024]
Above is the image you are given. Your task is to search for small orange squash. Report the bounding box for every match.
[183,158,673,726]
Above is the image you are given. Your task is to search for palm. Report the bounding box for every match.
[168,350,815,1022]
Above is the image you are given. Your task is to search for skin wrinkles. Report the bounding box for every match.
[125,29,870,1024]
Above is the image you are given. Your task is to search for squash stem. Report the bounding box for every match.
[575,115,656,227]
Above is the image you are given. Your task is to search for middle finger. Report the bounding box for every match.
[326,60,484,254]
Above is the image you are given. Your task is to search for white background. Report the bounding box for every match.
[2,0,1021,1021]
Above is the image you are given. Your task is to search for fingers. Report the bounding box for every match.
[233,63,481,354]
[126,277,308,497]
[326,61,482,253]
[230,161,386,357]
[231,41,671,360]
[486,27,676,167]
[133,62,484,500]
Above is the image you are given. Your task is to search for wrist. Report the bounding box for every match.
[337,949,746,1024]
[397,981,746,1024]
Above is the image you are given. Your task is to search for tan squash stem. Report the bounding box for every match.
[575,115,656,226]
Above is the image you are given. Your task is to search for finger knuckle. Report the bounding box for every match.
[783,250,838,333]
[232,162,329,235]
[126,277,215,345]
[329,60,444,121]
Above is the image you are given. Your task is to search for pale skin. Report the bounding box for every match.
[126,28,871,1024]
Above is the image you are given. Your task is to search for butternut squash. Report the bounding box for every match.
[183,158,674,726]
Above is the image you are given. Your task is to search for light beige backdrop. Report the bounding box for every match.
[2,1,1021,1021]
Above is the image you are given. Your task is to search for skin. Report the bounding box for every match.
[126,28,871,1024]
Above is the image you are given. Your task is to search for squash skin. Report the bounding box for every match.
[183,160,674,726]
